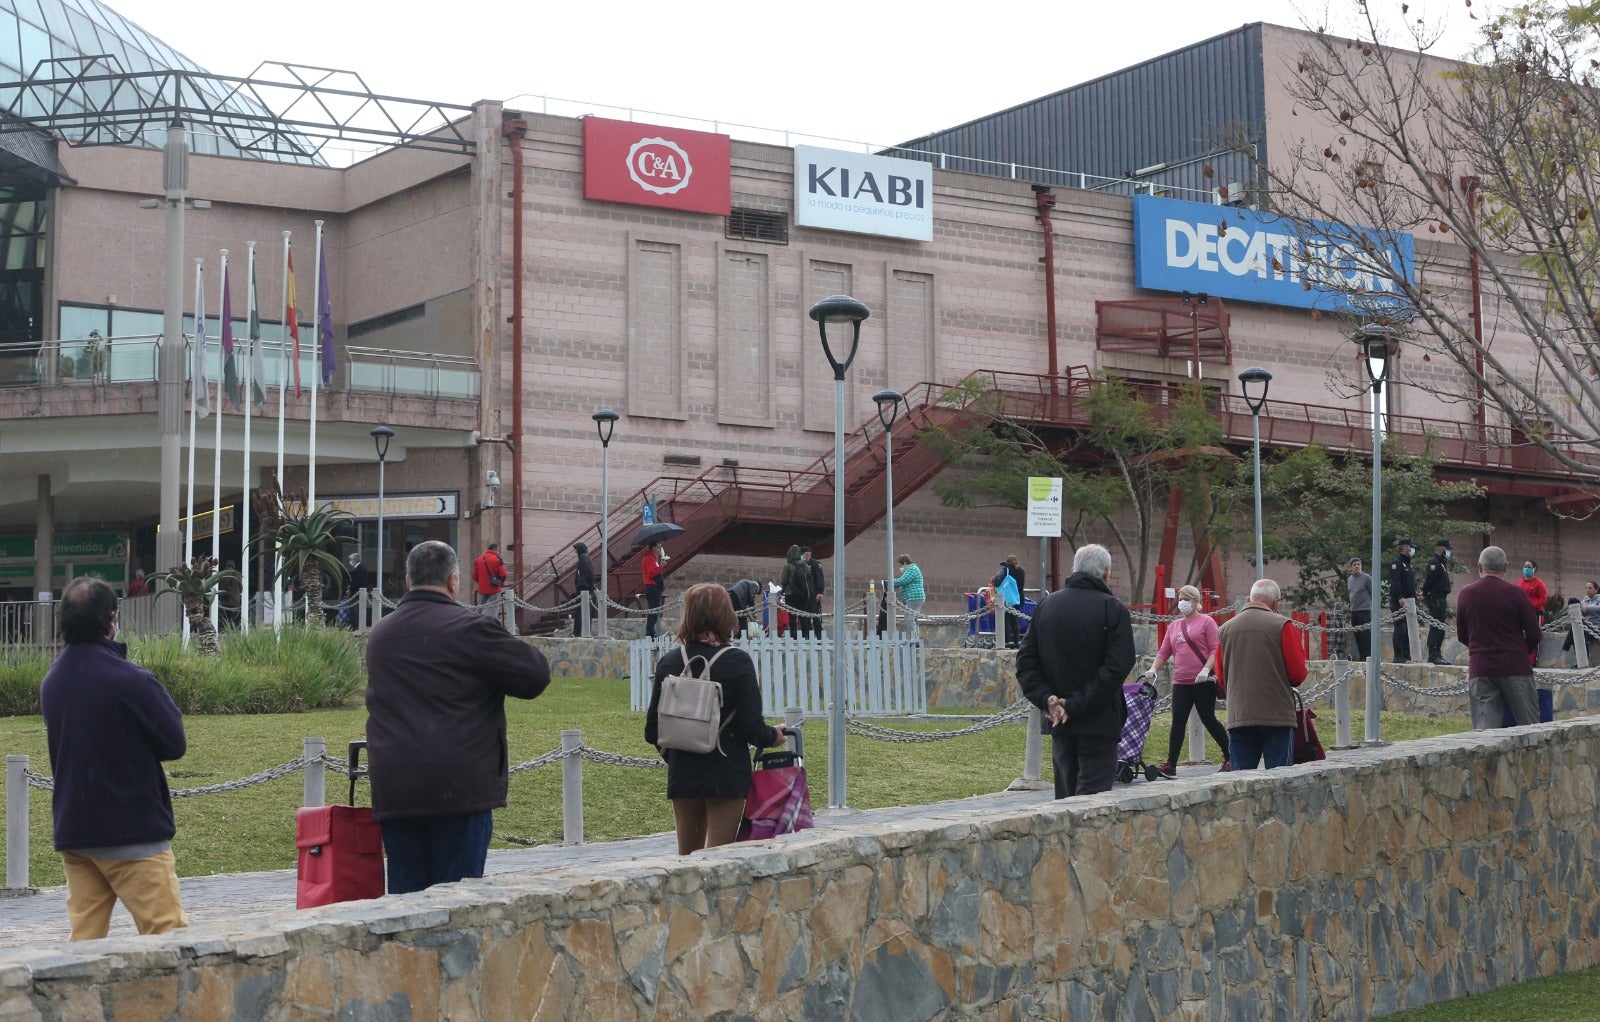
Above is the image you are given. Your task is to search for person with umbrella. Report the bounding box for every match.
[634,522,682,640]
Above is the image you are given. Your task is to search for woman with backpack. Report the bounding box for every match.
[645,583,787,854]
[991,555,1026,649]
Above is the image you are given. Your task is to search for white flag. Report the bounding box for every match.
[194,264,210,419]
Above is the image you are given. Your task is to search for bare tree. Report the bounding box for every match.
[1254,2,1600,480]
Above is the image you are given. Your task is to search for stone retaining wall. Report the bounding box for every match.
[5,721,1598,1020]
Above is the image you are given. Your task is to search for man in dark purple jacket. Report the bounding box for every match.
[365,541,551,894]
[41,577,189,940]
[1455,545,1542,729]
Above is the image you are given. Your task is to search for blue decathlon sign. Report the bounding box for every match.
[1131,195,1415,312]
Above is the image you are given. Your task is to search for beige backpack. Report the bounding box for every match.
[656,645,734,755]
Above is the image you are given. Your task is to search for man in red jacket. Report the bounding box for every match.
[471,542,506,605]
[1216,578,1308,770]
[1456,545,1542,729]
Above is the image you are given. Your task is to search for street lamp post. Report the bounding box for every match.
[370,426,394,622]
[810,295,870,810]
[1237,368,1273,580]
[1356,326,1394,745]
[593,409,619,638]
[873,389,903,642]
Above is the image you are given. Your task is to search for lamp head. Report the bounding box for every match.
[873,388,904,429]
[1353,324,1395,386]
[1236,367,1272,414]
[808,295,870,381]
[592,407,619,447]
[370,424,395,461]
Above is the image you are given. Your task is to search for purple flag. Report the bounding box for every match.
[318,237,337,386]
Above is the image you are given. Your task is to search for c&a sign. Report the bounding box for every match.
[582,117,731,215]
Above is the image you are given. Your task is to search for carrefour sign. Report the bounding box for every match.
[1132,195,1414,311]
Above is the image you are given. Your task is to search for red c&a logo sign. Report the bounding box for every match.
[583,117,731,215]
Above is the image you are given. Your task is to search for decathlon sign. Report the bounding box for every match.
[794,146,934,242]
[583,116,731,215]
[1132,195,1414,311]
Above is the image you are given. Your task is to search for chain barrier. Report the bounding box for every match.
[844,699,1033,742]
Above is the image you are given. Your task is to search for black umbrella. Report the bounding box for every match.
[633,522,684,548]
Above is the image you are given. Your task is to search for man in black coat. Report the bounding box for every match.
[572,541,596,636]
[803,547,825,639]
[1422,538,1453,665]
[1016,543,1135,797]
[1389,539,1418,663]
[365,541,552,894]
[41,577,190,939]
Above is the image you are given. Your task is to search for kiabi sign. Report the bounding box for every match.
[794,146,934,242]
[1132,195,1415,312]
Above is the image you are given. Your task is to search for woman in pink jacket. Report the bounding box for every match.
[1143,585,1230,777]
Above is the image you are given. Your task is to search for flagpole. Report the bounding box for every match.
[275,231,290,637]
[241,241,256,636]
[184,258,201,649]
[212,249,227,632]
[308,219,322,511]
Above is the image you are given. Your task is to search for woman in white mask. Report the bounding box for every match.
[1142,584,1230,777]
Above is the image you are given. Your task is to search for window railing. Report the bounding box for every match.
[0,335,479,400]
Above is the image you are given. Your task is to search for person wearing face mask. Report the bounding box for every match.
[1421,539,1454,665]
[1518,559,1548,616]
[1142,585,1229,777]
[1388,539,1418,663]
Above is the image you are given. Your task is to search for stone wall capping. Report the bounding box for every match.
[6,951,105,983]
[0,964,31,990]
[182,932,291,962]
[354,905,453,936]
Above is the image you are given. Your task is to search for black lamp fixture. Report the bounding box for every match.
[370,424,394,462]
[873,388,903,430]
[1355,324,1395,389]
[809,295,870,380]
[1237,366,1273,414]
[592,408,619,447]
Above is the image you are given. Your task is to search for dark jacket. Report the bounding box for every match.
[992,563,1026,604]
[808,559,826,606]
[1015,572,1135,738]
[645,642,778,798]
[1456,574,1542,677]
[780,546,812,606]
[364,589,552,820]
[727,579,762,616]
[1388,552,1417,609]
[348,560,371,593]
[1421,553,1452,600]
[574,543,596,592]
[41,638,187,851]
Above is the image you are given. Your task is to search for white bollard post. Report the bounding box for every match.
[785,706,803,755]
[561,730,583,845]
[1333,658,1353,749]
[303,737,325,808]
[7,755,29,890]
[581,591,592,637]
[1405,600,1422,663]
[1571,613,1588,669]
[1008,706,1050,791]
[865,589,879,640]
[1186,710,1206,765]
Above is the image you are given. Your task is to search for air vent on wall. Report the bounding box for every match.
[663,454,702,467]
[726,208,789,244]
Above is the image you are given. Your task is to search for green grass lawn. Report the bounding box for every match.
[1381,967,1600,1020]
[1,679,1470,886]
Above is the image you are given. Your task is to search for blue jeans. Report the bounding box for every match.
[379,811,493,895]
[1228,726,1294,770]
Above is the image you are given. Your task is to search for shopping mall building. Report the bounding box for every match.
[1,4,1594,618]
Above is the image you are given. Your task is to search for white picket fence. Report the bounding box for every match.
[628,634,927,717]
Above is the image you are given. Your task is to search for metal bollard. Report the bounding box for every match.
[561,730,583,845]
[865,590,878,639]
[303,737,326,808]
[1572,614,1589,669]
[1186,710,1206,765]
[1024,706,1043,782]
[6,754,28,890]
[1405,600,1422,662]
[784,706,803,753]
[1333,658,1353,748]
[580,591,592,636]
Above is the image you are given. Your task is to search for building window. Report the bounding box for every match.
[726,208,788,245]
[887,270,934,388]
[717,248,771,425]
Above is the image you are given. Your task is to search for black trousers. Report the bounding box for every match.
[1392,607,1411,662]
[1350,609,1372,661]
[1426,597,1448,657]
[1002,606,1019,648]
[1165,681,1231,765]
[1051,730,1117,798]
[644,583,664,637]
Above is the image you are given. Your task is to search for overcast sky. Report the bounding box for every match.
[104,0,1488,150]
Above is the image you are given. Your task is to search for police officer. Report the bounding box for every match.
[1389,538,1418,663]
[1422,538,1453,665]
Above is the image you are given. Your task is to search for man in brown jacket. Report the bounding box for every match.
[365,541,551,894]
[1216,578,1308,770]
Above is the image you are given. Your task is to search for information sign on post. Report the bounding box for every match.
[1026,477,1063,538]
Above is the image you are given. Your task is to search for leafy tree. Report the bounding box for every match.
[1261,3,1600,482]
[926,375,1243,602]
[254,505,354,623]
[148,555,239,656]
[1260,437,1490,607]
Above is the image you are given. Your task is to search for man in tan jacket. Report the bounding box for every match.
[1215,578,1308,770]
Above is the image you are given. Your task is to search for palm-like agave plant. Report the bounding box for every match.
[255,505,355,623]
[148,556,239,655]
